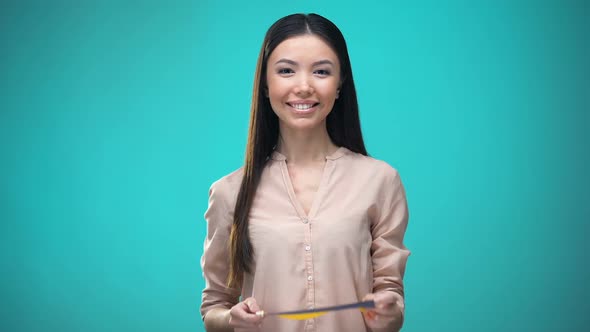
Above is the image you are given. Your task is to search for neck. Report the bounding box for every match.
[276,123,339,164]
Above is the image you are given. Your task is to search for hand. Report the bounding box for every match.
[228,297,264,329]
[362,292,401,330]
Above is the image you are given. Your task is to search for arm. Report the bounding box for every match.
[201,180,240,329]
[201,179,264,331]
[204,308,232,332]
[364,168,410,331]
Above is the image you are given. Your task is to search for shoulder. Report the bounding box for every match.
[341,148,401,183]
[208,167,244,205]
[341,150,407,209]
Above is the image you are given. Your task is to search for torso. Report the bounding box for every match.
[203,147,408,332]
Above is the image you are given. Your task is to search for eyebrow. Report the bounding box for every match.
[274,58,334,67]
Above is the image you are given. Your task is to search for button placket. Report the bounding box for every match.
[303,222,315,316]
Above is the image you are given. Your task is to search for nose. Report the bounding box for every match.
[294,76,314,95]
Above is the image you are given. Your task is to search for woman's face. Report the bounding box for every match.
[266,34,341,132]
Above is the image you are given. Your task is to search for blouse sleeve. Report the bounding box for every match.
[200,179,240,320]
[370,167,410,326]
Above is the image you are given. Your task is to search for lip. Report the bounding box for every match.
[286,100,320,114]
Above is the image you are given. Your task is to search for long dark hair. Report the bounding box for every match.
[228,13,368,288]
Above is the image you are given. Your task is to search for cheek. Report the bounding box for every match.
[266,78,286,98]
[319,90,339,104]
[267,86,286,112]
[316,80,339,95]
[268,89,284,106]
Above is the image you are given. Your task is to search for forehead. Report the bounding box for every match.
[268,35,339,65]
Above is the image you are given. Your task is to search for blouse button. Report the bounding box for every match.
[305,245,311,251]
[302,218,309,224]
[307,275,313,281]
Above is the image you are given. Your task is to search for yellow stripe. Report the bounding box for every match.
[278,311,327,320]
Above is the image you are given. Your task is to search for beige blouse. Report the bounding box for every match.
[200,147,410,332]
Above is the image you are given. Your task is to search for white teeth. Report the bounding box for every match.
[291,104,314,110]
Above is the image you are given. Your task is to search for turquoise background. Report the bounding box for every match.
[1,0,588,331]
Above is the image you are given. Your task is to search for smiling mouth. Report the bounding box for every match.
[287,103,320,111]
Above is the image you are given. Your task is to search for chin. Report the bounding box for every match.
[283,118,327,131]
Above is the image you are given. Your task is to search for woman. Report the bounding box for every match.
[201,13,410,332]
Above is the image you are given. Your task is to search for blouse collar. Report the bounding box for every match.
[270,146,349,161]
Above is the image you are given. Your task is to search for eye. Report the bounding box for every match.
[277,68,294,75]
[314,69,331,77]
